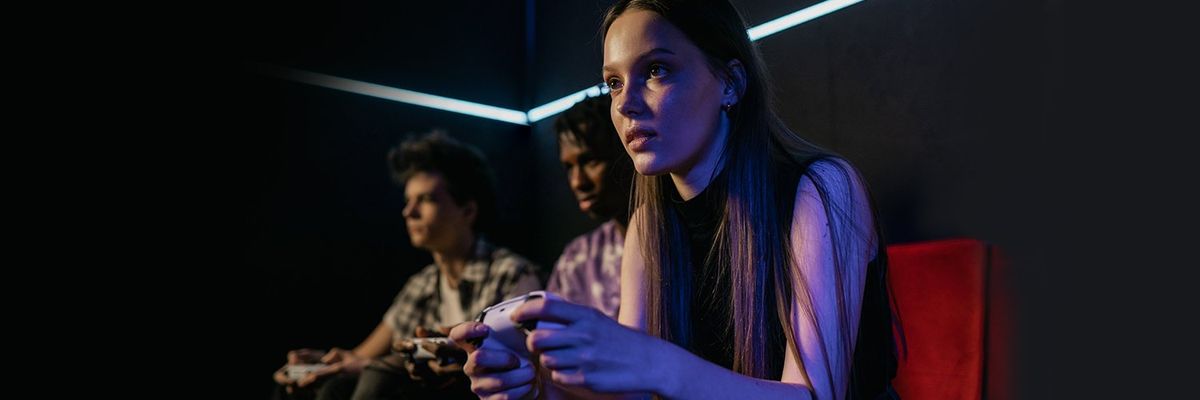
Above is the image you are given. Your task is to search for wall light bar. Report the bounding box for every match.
[260,0,863,126]
[526,84,608,123]
[747,0,863,41]
[258,63,530,125]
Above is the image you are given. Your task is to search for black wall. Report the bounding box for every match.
[223,0,1172,398]
[233,0,539,395]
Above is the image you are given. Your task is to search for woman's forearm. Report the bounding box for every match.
[653,342,813,400]
[544,382,651,400]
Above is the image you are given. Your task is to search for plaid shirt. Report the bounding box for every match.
[382,238,541,342]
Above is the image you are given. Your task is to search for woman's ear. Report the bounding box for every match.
[723,59,747,106]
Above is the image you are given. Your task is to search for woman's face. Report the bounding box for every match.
[603,9,730,177]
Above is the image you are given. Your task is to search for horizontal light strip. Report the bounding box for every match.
[261,0,862,125]
[527,84,609,123]
[748,0,863,41]
[257,63,529,125]
[532,0,863,122]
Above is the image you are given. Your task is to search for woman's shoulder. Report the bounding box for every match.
[791,157,869,207]
[801,156,861,185]
[790,156,878,254]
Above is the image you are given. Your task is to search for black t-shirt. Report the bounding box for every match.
[667,158,898,399]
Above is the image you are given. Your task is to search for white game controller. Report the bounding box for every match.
[284,364,328,381]
[410,337,453,362]
[475,290,567,368]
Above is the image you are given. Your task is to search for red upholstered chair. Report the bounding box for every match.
[887,238,1011,400]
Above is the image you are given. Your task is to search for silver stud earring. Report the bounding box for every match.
[721,103,732,112]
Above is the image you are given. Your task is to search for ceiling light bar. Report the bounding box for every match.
[747,0,863,41]
[260,0,864,126]
[258,63,529,125]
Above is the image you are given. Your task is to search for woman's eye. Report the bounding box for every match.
[649,64,668,78]
[606,77,623,91]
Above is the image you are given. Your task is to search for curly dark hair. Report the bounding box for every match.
[553,95,633,224]
[554,95,623,159]
[387,131,496,234]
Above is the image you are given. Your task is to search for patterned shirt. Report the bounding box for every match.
[382,238,541,342]
[547,220,624,319]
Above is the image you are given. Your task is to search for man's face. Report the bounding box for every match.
[402,172,474,252]
[559,134,620,220]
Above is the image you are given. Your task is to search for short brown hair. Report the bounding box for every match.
[388,131,496,234]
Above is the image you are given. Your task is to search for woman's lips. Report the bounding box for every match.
[625,127,657,152]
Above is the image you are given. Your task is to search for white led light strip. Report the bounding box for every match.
[263,0,865,125]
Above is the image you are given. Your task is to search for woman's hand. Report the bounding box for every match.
[515,298,664,394]
[449,322,538,400]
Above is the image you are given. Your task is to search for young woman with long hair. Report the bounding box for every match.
[452,1,897,398]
